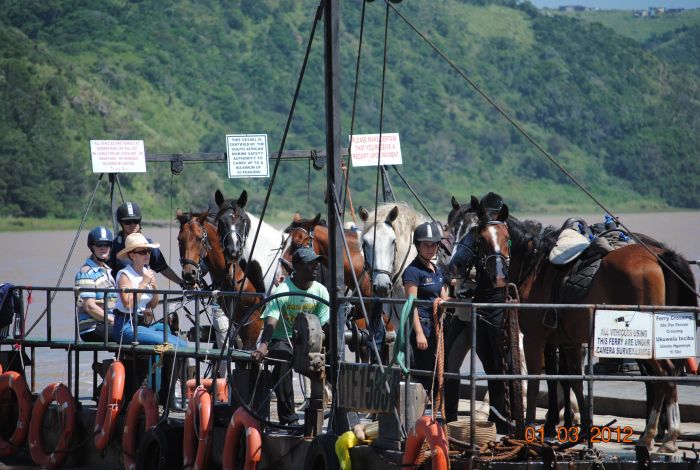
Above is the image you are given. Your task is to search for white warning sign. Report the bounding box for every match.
[349,133,402,167]
[90,140,146,173]
[226,134,269,178]
[593,310,653,359]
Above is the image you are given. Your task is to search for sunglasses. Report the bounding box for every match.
[93,242,112,248]
[132,249,151,256]
[122,220,141,225]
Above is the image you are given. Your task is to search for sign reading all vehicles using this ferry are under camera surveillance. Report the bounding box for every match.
[226,134,270,178]
[90,140,146,173]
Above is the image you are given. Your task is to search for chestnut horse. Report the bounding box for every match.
[176,209,263,350]
[474,206,696,452]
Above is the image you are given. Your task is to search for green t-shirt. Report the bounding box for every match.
[262,278,330,341]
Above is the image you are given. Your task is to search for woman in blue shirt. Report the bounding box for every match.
[402,221,449,396]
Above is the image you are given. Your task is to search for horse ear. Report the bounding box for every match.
[451,196,460,210]
[499,204,509,222]
[312,213,322,226]
[215,189,224,207]
[238,190,248,209]
[470,195,479,211]
[387,205,399,223]
[199,209,209,223]
[176,208,183,218]
[293,212,302,222]
[359,206,369,222]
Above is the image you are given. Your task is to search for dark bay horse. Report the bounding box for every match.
[176,209,263,350]
[473,207,696,452]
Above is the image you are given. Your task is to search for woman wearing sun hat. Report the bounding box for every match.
[113,233,186,347]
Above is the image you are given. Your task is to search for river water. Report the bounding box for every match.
[0,212,698,394]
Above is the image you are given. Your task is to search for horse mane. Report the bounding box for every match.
[176,210,215,226]
[285,216,327,233]
[506,216,560,284]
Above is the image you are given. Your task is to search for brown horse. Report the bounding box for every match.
[478,209,696,452]
[176,209,263,350]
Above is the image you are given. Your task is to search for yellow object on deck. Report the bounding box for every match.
[335,431,360,470]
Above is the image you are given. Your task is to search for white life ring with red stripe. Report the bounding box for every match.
[0,371,33,457]
[222,406,262,470]
[122,386,159,470]
[402,415,448,470]
[28,382,76,469]
[183,386,213,470]
[94,360,125,450]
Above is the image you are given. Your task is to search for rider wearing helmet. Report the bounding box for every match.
[75,226,116,341]
[401,221,449,395]
[109,201,182,286]
[445,192,510,432]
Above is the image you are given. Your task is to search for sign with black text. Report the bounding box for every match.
[226,134,269,178]
[593,310,653,359]
[337,363,401,413]
[654,312,696,358]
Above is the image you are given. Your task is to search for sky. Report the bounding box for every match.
[528,0,700,8]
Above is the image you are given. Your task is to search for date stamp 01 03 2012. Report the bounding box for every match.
[525,425,635,444]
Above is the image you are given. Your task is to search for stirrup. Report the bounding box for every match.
[542,309,558,329]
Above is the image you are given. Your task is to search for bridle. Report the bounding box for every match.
[476,220,511,279]
[361,221,410,287]
[179,219,212,289]
[288,225,315,251]
[216,204,250,261]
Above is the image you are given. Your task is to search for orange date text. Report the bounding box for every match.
[524,426,634,444]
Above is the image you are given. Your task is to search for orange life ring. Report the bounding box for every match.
[183,386,213,470]
[186,377,228,402]
[28,382,76,469]
[222,406,262,470]
[402,416,449,470]
[0,371,33,457]
[122,386,159,470]
[94,360,125,450]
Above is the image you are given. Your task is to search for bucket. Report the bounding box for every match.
[446,419,497,447]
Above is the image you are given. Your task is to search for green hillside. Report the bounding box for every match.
[1,0,699,225]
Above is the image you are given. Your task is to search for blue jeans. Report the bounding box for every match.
[114,315,187,348]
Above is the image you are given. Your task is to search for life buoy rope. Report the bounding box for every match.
[28,382,76,469]
[0,371,33,457]
[94,360,125,450]
[183,386,213,470]
[222,406,262,470]
[402,415,449,470]
[122,386,159,470]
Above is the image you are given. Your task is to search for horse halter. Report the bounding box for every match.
[362,221,398,282]
[180,219,212,288]
[476,220,511,277]
[217,205,249,261]
[289,225,315,251]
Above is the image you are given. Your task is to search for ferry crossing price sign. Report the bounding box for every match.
[90,140,146,173]
[226,134,269,178]
[594,309,697,359]
[349,133,402,167]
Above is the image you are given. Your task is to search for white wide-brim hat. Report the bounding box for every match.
[117,232,160,260]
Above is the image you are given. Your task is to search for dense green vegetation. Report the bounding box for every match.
[1,0,699,227]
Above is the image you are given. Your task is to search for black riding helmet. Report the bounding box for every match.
[116,201,142,223]
[413,221,443,245]
[480,192,504,212]
[87,226,113,249]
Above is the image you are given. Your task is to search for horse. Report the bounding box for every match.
[214,189,284,295]
[467,200,697,452]
[279,213,396,361]
[358,202,427,299]
[176,209,263,350]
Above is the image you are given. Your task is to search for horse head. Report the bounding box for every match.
[359,205,399,298]
[472,194,510,288]
[176,209,212,289]
[442,196,479,279]
[214,189,251,264]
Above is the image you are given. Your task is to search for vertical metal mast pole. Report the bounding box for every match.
[324,0,343,435]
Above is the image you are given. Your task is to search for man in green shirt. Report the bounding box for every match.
[252,247,329,425]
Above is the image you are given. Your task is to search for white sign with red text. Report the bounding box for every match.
[226,134,269,178]
[349,133,402,167]
[90,140,146,173]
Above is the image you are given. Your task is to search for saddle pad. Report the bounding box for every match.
[561,258,602,302]
[549,229,590,265]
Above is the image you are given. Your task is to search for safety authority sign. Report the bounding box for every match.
[226,134,269,178]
